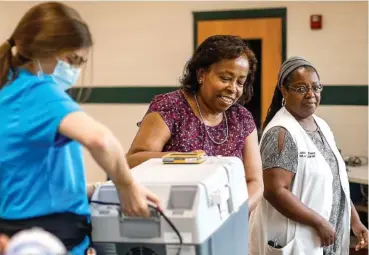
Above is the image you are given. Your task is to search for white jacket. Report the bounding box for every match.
[249,107,351,255]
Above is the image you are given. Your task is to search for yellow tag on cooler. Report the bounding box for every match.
[162,150,207,164]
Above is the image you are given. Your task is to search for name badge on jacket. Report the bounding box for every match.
[299,151,316,158]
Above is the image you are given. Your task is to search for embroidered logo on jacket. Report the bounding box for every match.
[299,151,316,158]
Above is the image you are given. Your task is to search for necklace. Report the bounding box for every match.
[304,127,318,133]
[193,94,229,145]
[303,126,325,145]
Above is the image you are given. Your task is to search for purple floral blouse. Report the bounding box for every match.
[143,90,256,160]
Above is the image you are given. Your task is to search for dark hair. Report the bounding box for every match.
[263,65,317,129]
[0,1,93,89]
[180,35,257,104]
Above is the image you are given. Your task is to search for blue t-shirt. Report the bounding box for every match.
[0,69,90,254]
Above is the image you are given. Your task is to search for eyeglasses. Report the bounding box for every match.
[288,85,323,94]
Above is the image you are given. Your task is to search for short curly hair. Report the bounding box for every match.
[180,35,257,104]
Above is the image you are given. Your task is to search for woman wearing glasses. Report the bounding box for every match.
[249,56,368,255]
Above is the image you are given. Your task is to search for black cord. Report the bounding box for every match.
[90,201,183,255]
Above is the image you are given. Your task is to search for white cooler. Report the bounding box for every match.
[90,156,249,255]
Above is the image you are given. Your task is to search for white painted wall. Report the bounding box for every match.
[0,1,367,182]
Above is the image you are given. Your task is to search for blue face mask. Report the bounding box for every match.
[38,59,81,91]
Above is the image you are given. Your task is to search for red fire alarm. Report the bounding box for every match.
[310,14,322,30]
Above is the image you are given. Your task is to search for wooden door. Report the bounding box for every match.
[196,18,283,127]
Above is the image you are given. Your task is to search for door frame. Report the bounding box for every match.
[193,7,287,61]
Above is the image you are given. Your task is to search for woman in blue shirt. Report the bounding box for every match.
[0,2,160,255]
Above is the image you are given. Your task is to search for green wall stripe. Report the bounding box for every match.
[69,85,368,106]
[193,8,287,61]
[320,86,368,106]
[69,87,177,104]
[193,8,287,21]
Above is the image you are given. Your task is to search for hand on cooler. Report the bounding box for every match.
[117,181,162,217]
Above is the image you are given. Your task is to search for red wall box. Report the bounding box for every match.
[310,15,322,30]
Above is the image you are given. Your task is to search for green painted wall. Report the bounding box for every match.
[70,86,368,105]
